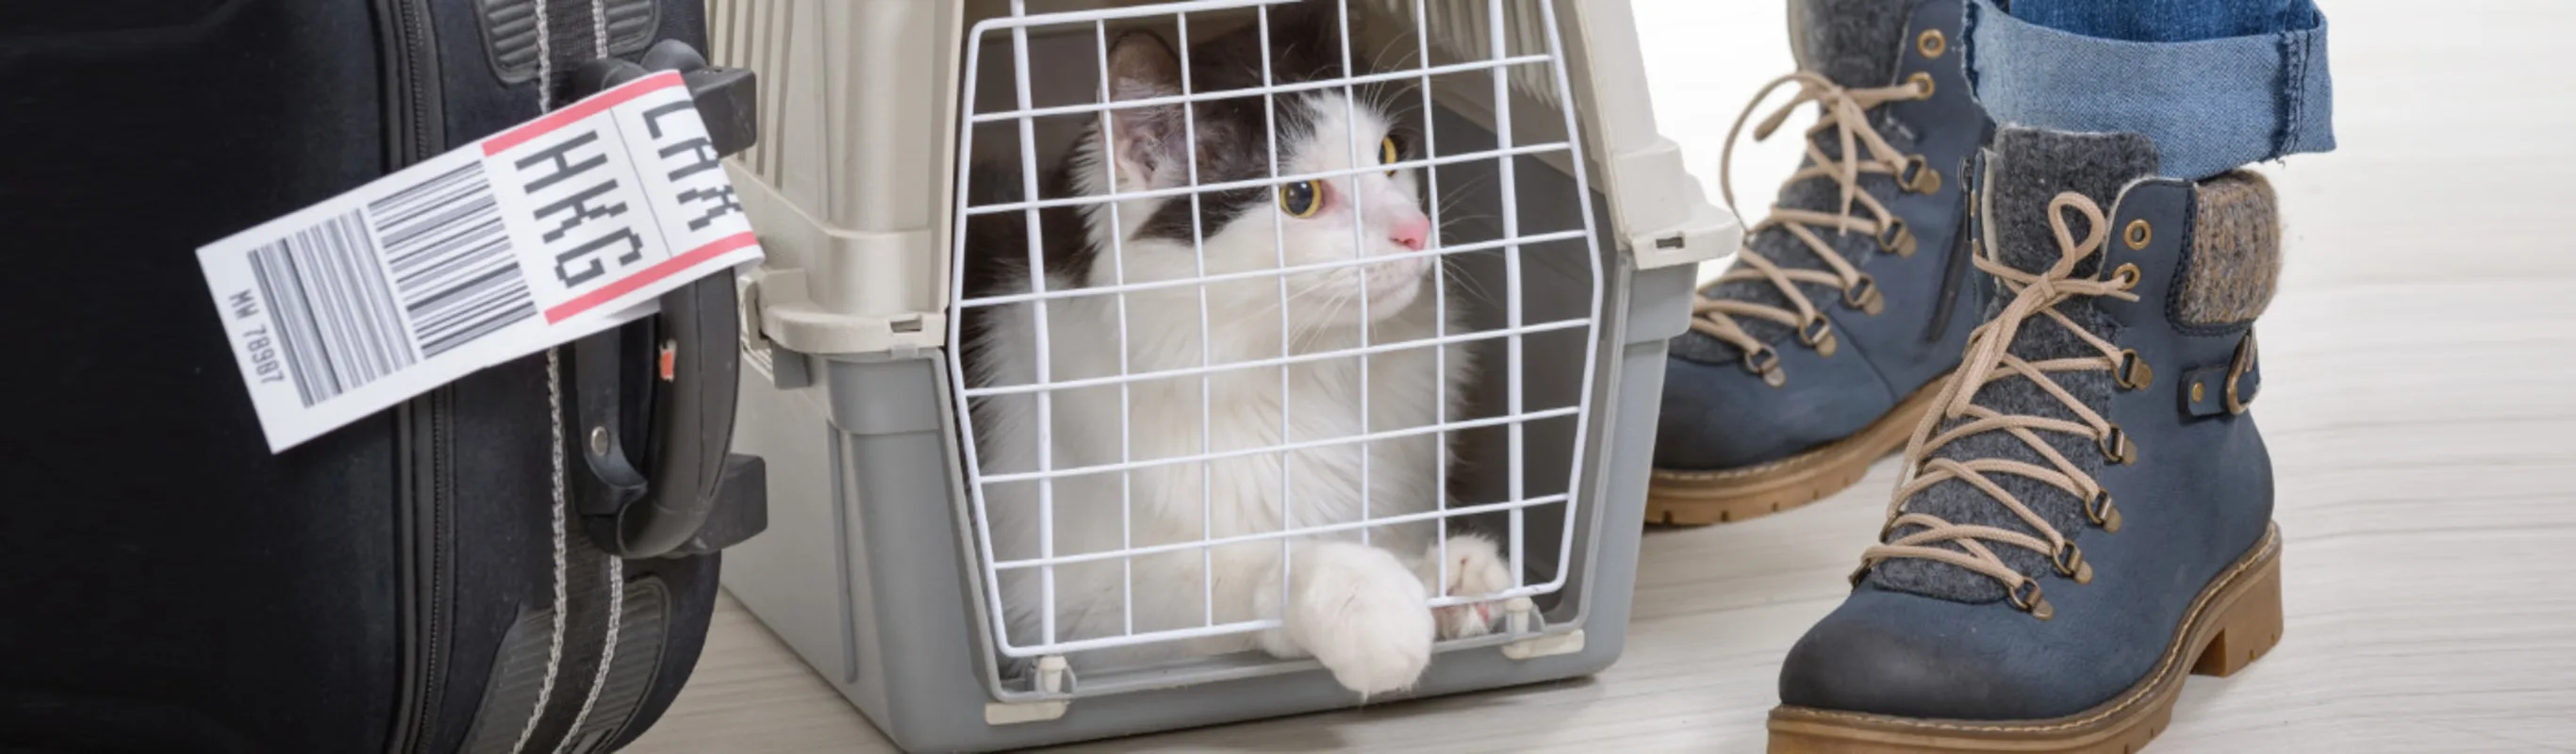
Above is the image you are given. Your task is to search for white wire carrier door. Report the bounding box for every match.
[945,0,1605,690]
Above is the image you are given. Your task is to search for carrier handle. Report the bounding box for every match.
[558,41,768,558]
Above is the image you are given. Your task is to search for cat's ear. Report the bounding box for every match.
[1105,30,1185,188]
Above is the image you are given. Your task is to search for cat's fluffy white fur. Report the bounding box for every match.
[966,91,1509,696]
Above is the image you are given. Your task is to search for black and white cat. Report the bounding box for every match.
[961,8,1512,696]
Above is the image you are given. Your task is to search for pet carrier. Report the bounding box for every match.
[705,0,1737,749]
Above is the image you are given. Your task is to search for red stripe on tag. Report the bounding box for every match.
[484,71,687,156]
[543,232,757,323]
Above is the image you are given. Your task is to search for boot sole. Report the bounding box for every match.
[1645,376,1948,526]
[1765,523,2287,754]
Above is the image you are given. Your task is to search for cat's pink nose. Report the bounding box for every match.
[1390,214,1430,252]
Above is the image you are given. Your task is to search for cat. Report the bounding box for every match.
[958,7,1515,697]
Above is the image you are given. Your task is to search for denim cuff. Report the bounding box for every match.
[1963,0,2335,180]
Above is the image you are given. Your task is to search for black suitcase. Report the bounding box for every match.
[1,2,766,751]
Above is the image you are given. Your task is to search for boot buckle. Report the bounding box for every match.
[2225,331,2261,415]
[2182,331,2263,418]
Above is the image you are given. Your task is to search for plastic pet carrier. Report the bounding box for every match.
[703,0,1737,749]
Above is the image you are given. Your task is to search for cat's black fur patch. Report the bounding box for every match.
[960,160,1090,301]
[956,158,1087,367]
[961,6,1387,300]
[1126,4,1346,246]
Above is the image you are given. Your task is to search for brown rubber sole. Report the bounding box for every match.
[1766,524,2287,754]
[1646,376,1949,526]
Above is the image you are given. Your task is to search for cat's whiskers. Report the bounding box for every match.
[1434,172,1501,207]
[1207,270,1351,336]
[1292,285,1365,354]
[1440,256,1501,308]
[1363,41,1417,109]
[1365,33,1409,75]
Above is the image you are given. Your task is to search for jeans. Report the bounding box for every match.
[1963,0,2336,179]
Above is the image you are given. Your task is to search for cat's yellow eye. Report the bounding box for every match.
[1379,136,1400,175]
[1280,180,1323,218]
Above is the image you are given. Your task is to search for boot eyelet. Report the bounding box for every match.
[1918,28,1947,58]
[2114,349,2154,390]
[1907,71,1935,98]
[2084,489,2122,533]
[2052,542,2094,584]
[1899,155,1942,194]
[1744,345,1786,387]
[2111,263,2141,290]
[2008,580,2053,620]
[2099,425,2137,465]
[1876,217,1916,256]
[1800,315,1839,357]
[1844,275,1885,315]
[2124,219,2153,250]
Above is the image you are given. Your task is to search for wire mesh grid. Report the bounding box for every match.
[945,0,1604,664]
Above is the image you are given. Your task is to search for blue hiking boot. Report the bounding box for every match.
[1650,0,1996,525]
[1768,127,2285,753]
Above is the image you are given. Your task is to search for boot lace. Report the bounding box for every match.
[1692,72,1936,386]
[1860,193,2141,620]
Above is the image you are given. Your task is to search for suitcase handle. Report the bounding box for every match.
[558,41,768,559]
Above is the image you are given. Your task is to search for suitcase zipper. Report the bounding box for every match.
[393,390,458,754]
[381,1,451,751]
[383,0,439,167]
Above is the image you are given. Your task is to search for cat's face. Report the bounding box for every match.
[1080,14,1435,328]
[1164,91,1431,324]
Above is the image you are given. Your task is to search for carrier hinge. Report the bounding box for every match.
[1499,598,1585,660]
[983,655,1072,726]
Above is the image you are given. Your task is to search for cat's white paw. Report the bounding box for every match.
[1283,543,1435,697]
[1421,533,1517,640]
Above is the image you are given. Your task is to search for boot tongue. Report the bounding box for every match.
[1984,128,2161,278]
[1792,0,1916,88]
[1867,127,2160,603]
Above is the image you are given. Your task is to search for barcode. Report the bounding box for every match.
[369,161,537,357]
[249,161,537,408]
[248,213,419,407]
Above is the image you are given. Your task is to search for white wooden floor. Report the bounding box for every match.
[629,1,2576,751]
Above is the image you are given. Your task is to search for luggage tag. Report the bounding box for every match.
[197,71,763,452]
